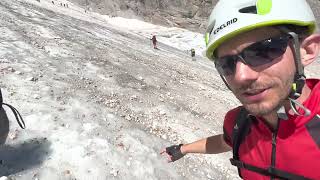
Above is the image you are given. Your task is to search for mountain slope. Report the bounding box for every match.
[67,0,320,33]
[0,0,319,179]
[0,0,239,179]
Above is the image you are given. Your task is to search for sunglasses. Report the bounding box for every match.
[214,35,291,76]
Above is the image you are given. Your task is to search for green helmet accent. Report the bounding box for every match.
[205,33,210,46]
[256,0,272,15]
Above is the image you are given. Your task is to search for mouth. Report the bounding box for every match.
[241,88,269,103]
[244,89,266,95]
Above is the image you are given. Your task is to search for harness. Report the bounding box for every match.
[230,107,311,180]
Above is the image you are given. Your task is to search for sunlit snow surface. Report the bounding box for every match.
[0,0,319,180]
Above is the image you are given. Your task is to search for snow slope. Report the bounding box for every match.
[0,0,238,179]
[0,0,319,180]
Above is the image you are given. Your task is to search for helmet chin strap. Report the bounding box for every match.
[285,31,311,117]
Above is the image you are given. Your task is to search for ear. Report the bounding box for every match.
[300,33,320,67]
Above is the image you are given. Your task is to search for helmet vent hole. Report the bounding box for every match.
[239,6,257,14]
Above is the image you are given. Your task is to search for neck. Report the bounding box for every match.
[261,113,278,131]
[262,83,312,130]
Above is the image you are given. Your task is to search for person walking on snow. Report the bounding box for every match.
[161,0,320,179]
[151,35,158,49]
[190,48,196,61]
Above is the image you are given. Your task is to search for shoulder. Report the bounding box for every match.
[305,79,320,114]
[224,106,242,127]
[223,106,243,145]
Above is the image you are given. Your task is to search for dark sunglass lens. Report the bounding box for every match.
[243,45,272,66]
[266,37,288,59]
[215,56,237,75]
[243,36,288,67]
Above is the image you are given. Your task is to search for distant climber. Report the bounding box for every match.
[51,1,54,4]
[190,48,196,61]
[151,35,158,49]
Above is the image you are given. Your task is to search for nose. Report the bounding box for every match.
[233,60,259,84]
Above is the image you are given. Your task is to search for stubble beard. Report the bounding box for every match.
[236,77,293,116]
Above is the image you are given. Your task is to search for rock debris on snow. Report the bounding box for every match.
[27,77,38,82]
[2,0,319,179]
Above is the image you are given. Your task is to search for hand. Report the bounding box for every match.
[160,144,185,162]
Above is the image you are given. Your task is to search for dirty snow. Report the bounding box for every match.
[0,0,319,180]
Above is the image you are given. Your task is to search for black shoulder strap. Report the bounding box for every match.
[0,89,25,129]
[231,107,251,178]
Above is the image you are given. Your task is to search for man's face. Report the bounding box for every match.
[216,27,296,116]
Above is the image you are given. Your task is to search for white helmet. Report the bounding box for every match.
[205,0,316,59]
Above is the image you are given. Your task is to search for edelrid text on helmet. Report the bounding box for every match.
[213,18,238,35]
[205,0,316,59]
